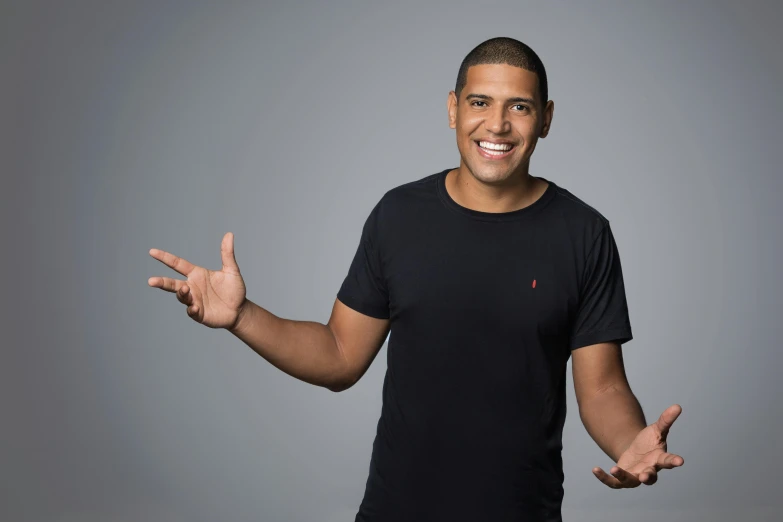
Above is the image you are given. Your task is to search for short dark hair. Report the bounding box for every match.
[455,37,548,107]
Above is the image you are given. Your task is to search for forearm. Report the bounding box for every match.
[578,385,647,462]
[227,298,349,392]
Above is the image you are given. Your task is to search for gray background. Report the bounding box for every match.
[2,1,781,521]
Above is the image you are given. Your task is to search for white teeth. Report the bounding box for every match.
[479,141,512,151]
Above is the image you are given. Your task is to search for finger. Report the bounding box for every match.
[176,284,193,306]
[592,467,622,489]
[221,232,241,275]
[657,452,685,469]
[186,303,200,319]
[147,276,186,293]
[639,466,658,486]
[149,248,197,277]
[610,466,640,488]
[655,404,682,438]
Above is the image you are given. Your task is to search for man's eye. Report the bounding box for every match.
[471,101,486,107]
[512,104,527,111]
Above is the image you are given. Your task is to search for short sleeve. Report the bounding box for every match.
[336,201,390,319]
[569,222,633,350]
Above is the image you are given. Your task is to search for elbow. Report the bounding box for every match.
[327,380,354,393]
[326,379,345,392]
[326,373,357,393]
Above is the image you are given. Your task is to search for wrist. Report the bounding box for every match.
[228,298,251,334]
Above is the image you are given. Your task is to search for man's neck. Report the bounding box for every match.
[446,166,548,214]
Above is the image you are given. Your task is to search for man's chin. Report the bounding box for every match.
[466,161,517,182]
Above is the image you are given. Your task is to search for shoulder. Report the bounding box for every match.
[382,170,442,204]
[545,178,614,244]
[355,169,445,242]
[372,168,445,219]
[547,180,611,227]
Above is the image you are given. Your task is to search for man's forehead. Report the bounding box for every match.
[465,63,539,95]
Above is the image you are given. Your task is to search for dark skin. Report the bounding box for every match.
[445,63,684,488]
[446,63,554,213]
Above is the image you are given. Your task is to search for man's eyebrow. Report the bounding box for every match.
[465,93,536,105]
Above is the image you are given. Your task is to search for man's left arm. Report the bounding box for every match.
[572,341,646,461]
[573,341,684,488]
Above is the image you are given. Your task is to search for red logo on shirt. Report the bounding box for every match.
[532,279,536,288]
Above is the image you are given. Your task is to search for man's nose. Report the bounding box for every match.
[484,106,510,134]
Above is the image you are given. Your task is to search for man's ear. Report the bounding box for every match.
[447,91,458,129]
[539,99,554,138]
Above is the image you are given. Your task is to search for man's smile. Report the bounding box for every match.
[474,139,517,159]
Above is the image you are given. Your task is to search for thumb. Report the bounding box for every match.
[221,232,241,275]
[655,404,682,439]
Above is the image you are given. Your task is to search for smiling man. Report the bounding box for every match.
[333,37,684,521]
[148,36,684,522]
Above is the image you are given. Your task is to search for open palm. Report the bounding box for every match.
[147,232,247,330]
[592,404,684,488]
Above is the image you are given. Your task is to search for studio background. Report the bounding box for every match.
[2,1,781,521]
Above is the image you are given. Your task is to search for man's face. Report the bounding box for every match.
[447,63,554,184]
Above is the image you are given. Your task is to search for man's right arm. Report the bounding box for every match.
[228,297,390,392]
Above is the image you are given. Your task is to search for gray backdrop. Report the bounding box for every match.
[3,1,781,521]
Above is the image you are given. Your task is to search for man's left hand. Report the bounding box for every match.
[592,404,684,488]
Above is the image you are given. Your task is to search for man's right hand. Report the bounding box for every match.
[148,232,247,330]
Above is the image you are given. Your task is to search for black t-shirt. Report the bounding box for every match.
[337,168,633,522]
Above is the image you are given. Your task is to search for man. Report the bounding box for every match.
[148,37,683,521]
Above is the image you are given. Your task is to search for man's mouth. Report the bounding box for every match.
[475,140,516,159]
